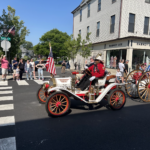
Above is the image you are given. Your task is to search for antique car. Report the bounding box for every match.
[125,69,150,102]
[38,70,126,117]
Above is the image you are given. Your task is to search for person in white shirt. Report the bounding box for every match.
[30,59,37,80]
[115,68,122,83]
[119,59,125,83]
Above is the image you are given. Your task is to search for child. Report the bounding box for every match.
[115,68,122,83]
[15,66,20,80]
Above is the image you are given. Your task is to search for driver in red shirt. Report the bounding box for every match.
[76,54,105,90]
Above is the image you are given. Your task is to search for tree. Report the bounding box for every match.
[80,33,92,65]
[33,29,69,61]
[0,6,30,61]
[64,34,81,61]
[22,41,33,50]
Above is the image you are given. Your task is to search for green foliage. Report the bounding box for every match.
[0,6,30,61]
[80,33,92,59]
[23,55,30,61]
[64,34,81,60]
[22,41,33,50]
[41,57,47,60]
[33,29,69,59]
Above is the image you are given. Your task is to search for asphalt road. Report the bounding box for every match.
[0,67,150,150]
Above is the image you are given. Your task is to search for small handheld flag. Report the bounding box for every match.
[46,42,56,75]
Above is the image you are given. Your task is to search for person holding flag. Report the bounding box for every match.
[45,43,56,76]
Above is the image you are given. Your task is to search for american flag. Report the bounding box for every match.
[46,43,56,75]
[8,26,15,36]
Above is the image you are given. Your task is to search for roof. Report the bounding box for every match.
[71,0,91,14]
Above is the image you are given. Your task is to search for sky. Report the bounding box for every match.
[0,0,81,46]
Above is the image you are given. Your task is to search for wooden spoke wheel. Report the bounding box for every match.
[137,71,150,102]
[125,70,143,98]
[45,92,71,117]
[108,89,126,110]
[37,87,49,104]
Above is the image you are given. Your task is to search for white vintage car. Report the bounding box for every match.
[37,71,126,117]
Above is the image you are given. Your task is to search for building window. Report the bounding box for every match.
[110,15,115,33]
[145,0,150,3]
[98,0,101,12]
[132,50,150,70]
[79,30,81,35]
[96,22,100,37]
[112,0,116,3]
[80,9,82,22]
[128,13,135,33]
[143,17,149,35]
[87,3,90,18]
[106,50,127,69]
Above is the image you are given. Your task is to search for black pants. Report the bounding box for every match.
[20,69,24,80]
[76,74,91,91]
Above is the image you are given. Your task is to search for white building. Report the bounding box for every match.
[20,45,34,59]
[72,0,150,73]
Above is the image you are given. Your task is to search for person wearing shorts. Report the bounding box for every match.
[119,59,125,83]
[0,55,9,81]
[12,57,18,81]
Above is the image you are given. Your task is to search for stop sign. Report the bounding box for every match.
[1,40,11,51]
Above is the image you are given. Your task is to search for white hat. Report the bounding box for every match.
[3,55,6,57]
[95,53,102,61]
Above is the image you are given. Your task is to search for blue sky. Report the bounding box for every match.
[0,0,81,46]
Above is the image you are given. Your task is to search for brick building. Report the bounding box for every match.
[72,0,150,73]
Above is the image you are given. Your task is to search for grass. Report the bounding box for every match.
[55,64,61,67]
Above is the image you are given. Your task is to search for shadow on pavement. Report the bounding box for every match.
[15,103,150,150]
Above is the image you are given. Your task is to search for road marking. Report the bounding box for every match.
[0,91,13,94]
[16,80,29,85]
[0,96,13,101]
[0,116,15,126]
[0,87,12,89]
[0,137,16,150]
[34,80,49,85]
[0,81,8,86]
[0,104,14,111]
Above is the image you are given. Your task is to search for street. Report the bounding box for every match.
[0,67,150,150]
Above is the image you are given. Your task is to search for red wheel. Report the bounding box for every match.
[37,87,49,104]
[45,92,71,117]
[108,89,126,110]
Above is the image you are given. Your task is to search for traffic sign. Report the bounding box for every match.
[1,40,11,51]
[1,37,11,41]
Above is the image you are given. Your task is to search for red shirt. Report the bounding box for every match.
[88,63,105,78]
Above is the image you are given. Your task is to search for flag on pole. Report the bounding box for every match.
[8,26,15,36]
[46,43,56,75]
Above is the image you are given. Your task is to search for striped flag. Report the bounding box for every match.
[8,26,15,36]
[46,43,56,75]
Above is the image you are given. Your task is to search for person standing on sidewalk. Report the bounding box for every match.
[124,60,129,77]
[36,60,45,80]
[25,60,32,80]
[30,59,36,80]
[0,55,9,81]
[61,60,66,74]
[18,59,24,80]
[119,59,125,83]
[12,57,18,81]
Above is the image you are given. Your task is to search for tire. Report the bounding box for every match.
[37,87,49,104]
[108,89,126,110]
[45,91,71,117]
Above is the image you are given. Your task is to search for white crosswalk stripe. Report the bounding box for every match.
[0,81,8,86]
[0,96,13,101]
[0,137,16,150]
[34,80,49,85]
[0,104,14,111]
[16,80,29,85]
[0,116,15,127]
[0,86,16,149]
[0,87,12,89]
[0,91,13,94]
